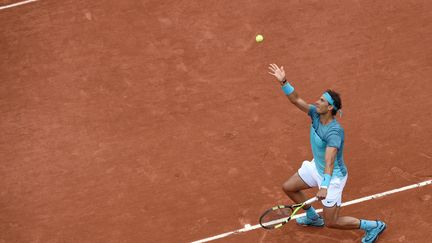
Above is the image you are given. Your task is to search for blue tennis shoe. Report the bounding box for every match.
[295,215,324,227]
[361,220,386,243]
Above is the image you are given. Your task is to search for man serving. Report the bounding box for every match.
[268,64,386,243]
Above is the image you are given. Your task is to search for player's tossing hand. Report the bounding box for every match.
[316,188,328,201]
[268,64,286,84]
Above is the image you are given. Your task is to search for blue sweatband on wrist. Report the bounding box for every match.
[320,174,331,188]
[282,82,295,95]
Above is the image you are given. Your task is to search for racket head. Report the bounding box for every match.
[259,205,294,230]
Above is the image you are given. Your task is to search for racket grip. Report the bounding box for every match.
[304,197,318,205]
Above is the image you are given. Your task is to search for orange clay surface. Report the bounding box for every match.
[1,0,432,242]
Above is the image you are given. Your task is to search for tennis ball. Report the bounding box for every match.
[255,34,264,43]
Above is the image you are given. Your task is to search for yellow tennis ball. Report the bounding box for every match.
[255,34,264,43]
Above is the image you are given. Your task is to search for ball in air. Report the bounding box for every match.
[255,34,264,43]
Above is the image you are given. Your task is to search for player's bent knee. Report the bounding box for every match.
[282,181,297,193]
[281,183,290,193]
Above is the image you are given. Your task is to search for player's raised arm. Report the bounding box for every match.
[268,64,310,114]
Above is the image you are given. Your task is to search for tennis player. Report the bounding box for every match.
[268,64,386,243]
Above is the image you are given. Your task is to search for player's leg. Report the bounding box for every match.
[322,176,386,242]
[283,160,323,226]
[321,176,360,229]
[321,175,362,229]
[282,160,318,206]
[322,205,387,242]
[282,172,323,226]
[282,172,310,206]
[322,205,360,229]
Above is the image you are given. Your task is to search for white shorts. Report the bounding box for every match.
[298,159,348,207]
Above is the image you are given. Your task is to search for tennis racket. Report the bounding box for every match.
[259,197,318,230]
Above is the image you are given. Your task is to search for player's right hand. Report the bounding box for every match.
[316,188,328,200]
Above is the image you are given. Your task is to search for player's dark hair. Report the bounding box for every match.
[326,89,342,116]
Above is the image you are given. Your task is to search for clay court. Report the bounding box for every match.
[1,0,432,242]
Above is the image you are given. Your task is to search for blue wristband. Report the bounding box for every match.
[281,82,295,95]
[320,174,331,189]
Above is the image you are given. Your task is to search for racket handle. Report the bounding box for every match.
[304,197,318,205]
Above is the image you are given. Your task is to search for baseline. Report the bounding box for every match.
[192,179,432,243]
[0,0,38,10]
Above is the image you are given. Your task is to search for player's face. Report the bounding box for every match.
[315,96,331,114]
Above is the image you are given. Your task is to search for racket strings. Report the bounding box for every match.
[260,207,293,227]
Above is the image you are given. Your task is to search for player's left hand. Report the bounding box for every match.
[268,64,286,83]
[316,188,328,200]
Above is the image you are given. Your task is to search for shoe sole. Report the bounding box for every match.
[296,222,324,227]
[298,224,324,227]
[296,217,325,227]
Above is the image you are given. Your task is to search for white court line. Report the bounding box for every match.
[192,179,432,243]
[0,0,38,10]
